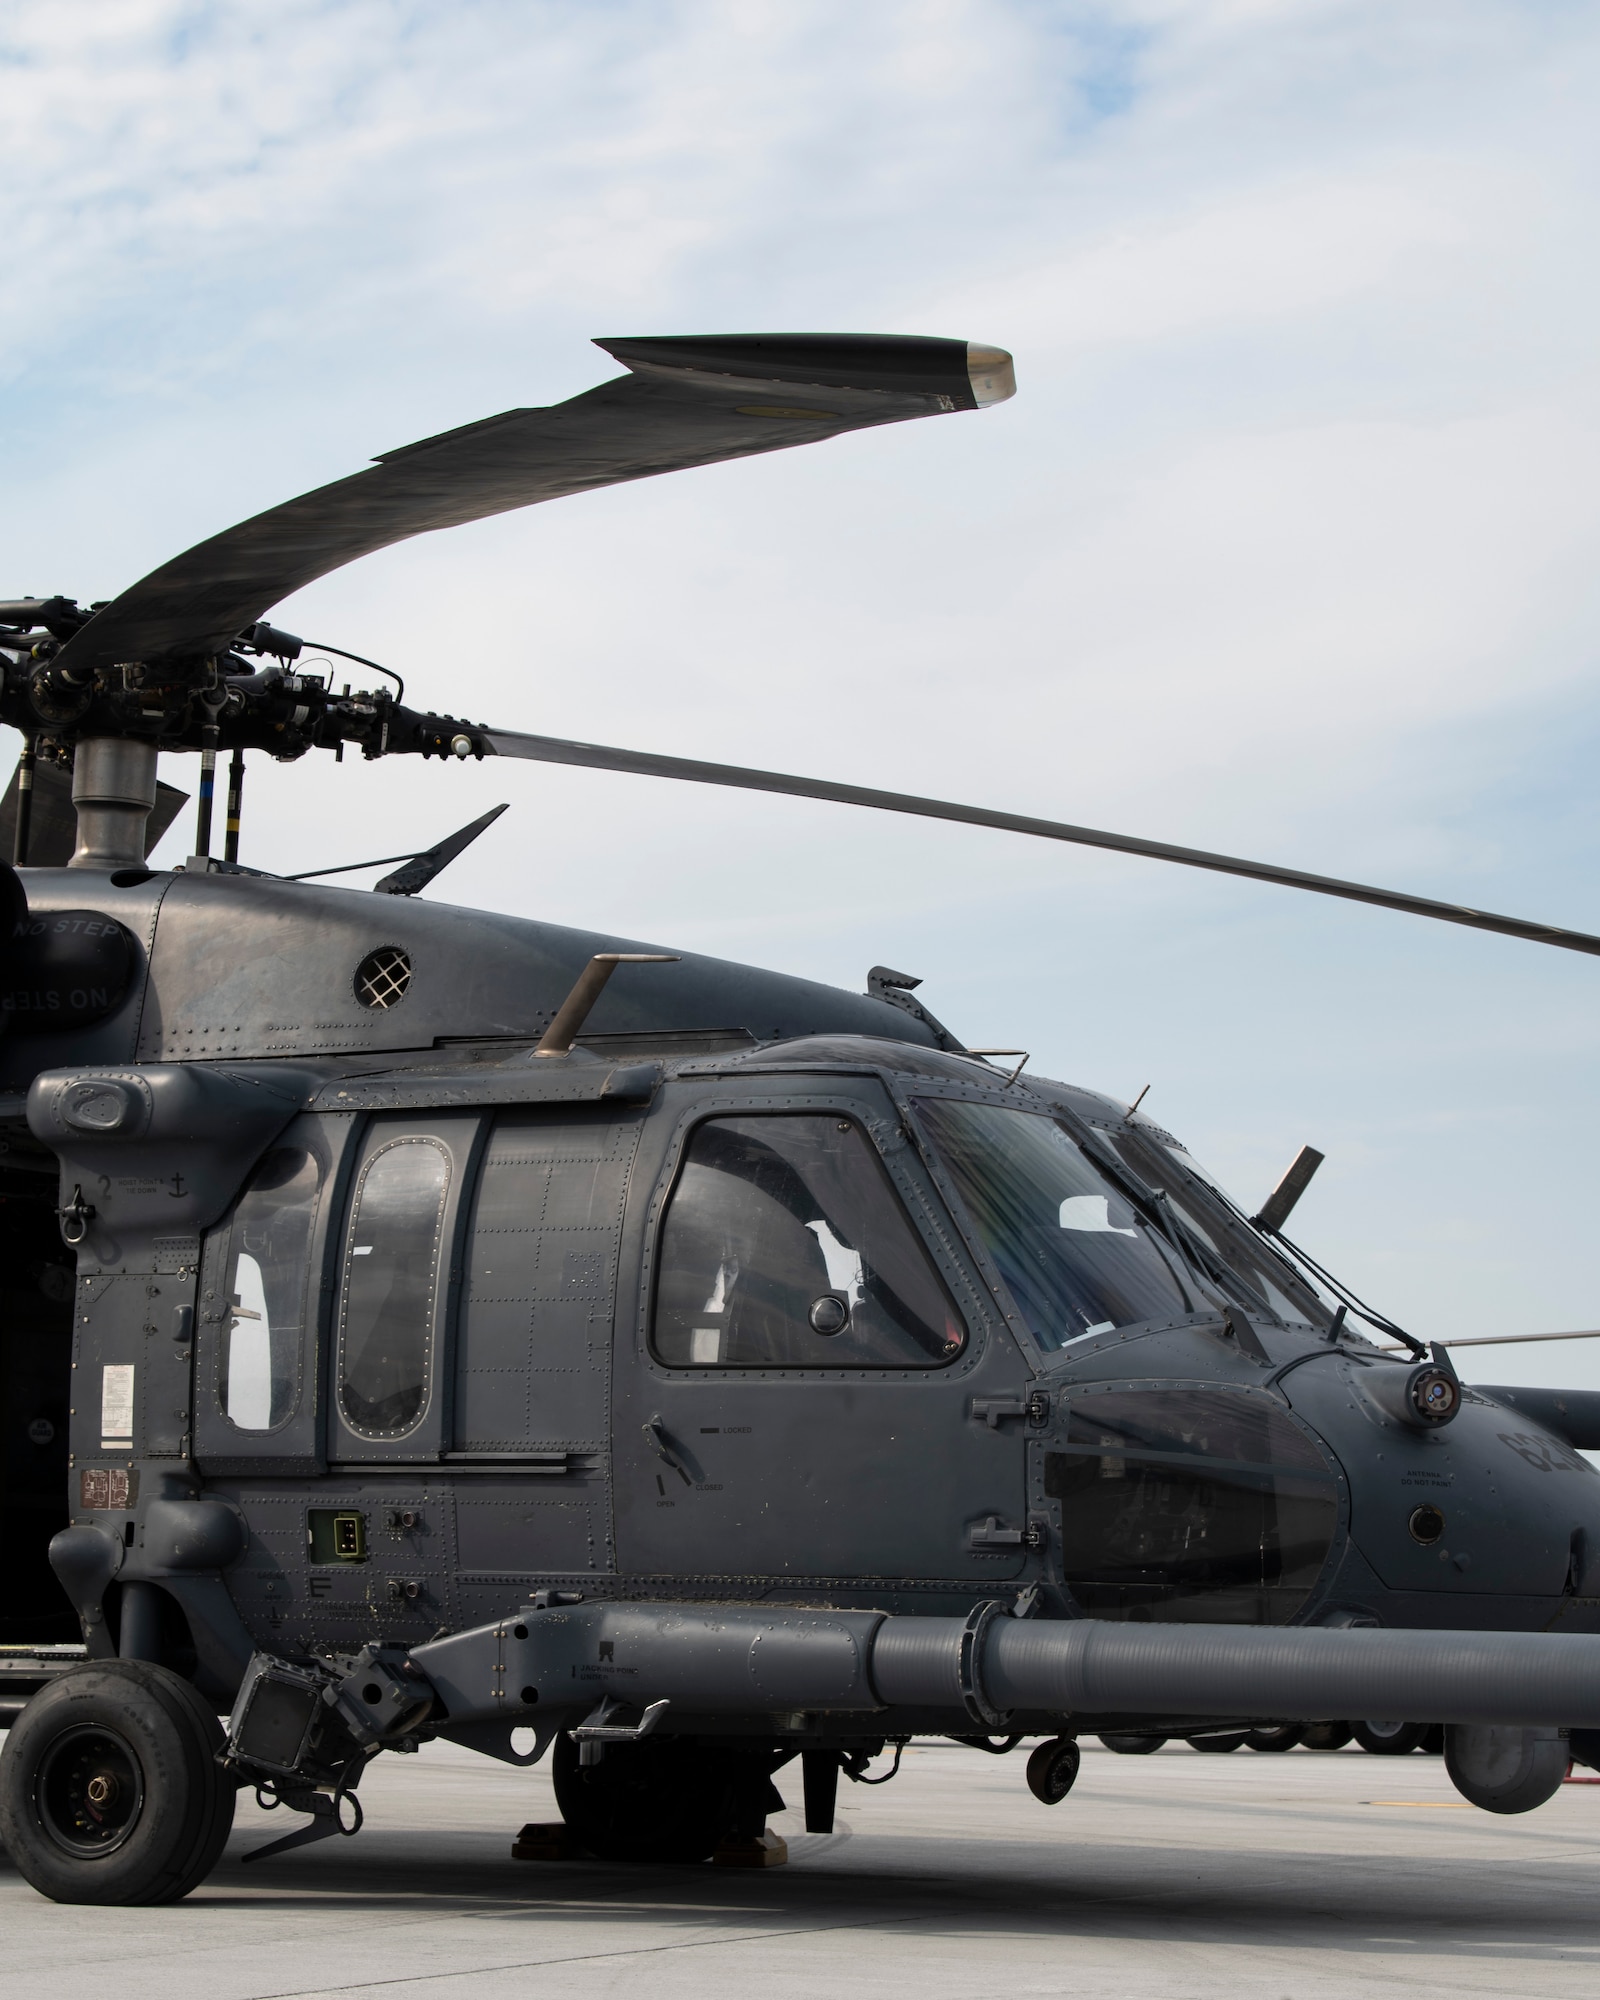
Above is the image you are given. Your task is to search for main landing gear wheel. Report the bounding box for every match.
[1026,1737,1081,1803]
[1244,1725,1304,1753]
[1189,1732,1249,1752]
[1098,1734,1166,1755]
[1301,1722,1354,1752]
[1352,1720,1431,1756]
[0,1660,236,1905]
[1444,1726,1569,1814]
[552,1734,774,1864]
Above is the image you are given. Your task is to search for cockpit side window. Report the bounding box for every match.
[652,1115,965,1368]
[220,1146,321,1433]
[913,1099,1190,1349]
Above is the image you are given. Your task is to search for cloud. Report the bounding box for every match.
[4,0,1600,1360]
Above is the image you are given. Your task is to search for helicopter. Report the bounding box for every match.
[1,329,1600,1907]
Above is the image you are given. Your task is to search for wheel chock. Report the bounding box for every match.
[712,1830,789,1868]
[511,1821,587,1861]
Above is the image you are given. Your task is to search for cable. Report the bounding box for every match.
[303,641,405,702]
[844,1741,906,1786]
[1155,1149,1423,1357]
[1269,1228,1424,1357]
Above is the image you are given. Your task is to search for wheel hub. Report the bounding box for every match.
[36,1725,145,1857]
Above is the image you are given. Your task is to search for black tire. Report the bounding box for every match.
[1444,1725,1569,1813]
[1189,1732,1249,1752]
[1098,1733,1165,1755]
[1026,1736,1081,1804]
[1352,1719,1431,1756]
[1301,1722,1354,1752]
[1244,1725,1305,1753]
[0,1660,236,1905]
[552,1734,737,1863]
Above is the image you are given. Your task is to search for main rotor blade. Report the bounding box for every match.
[51,335,1012,679]
[483,728,1600,958]
[1437,1327,1600,1349]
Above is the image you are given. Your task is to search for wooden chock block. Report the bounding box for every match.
[712,1830,789,1868]
[512,1821,585,1861]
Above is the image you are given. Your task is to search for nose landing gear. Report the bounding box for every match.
[0,1660,236,1905]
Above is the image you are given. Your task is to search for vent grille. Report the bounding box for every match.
[355,946,412,1010]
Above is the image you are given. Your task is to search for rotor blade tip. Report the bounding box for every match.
[966,344,1016,406]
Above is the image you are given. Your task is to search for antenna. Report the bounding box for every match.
[534,954,680,1057]
[1251,1145,1326,1235]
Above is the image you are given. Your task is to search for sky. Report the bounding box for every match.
[4,0,1600,1385]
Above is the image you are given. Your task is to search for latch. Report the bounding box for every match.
[969,1514,1045,1552]
[642,1413,691,1484]
[970,1389,1050,1430]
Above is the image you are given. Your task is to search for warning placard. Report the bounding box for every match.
[101,1364,135,1445]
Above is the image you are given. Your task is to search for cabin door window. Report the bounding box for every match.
[220,1146,321,1433]
[337,1138,451,1439]
[330,1113,483,1463]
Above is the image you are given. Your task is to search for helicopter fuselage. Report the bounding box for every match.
[7,861,1596,1747]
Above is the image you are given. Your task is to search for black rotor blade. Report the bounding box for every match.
[51,334,1012,679]
[482,727,1600,958]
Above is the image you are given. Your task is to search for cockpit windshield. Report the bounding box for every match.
[1106,1128,1332,1329]
[914,1099,1191,1348]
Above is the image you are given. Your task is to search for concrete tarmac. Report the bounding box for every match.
[5,1736,1600,1999]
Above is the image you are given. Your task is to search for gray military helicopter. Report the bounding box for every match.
[1,330,1599,1908]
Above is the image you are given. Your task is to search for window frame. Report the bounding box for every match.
[335,1134,453,1442]
[327,1112,486,1465]
[642,1092,984,1378]
[194,1111,352,1479]
[217,1143,323,1439]
[905,1085,1213,1362]
[1103,1120,1338,1331]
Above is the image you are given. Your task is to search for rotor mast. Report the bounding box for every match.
[67,737,159,869]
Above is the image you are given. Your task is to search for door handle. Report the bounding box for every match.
[970,1390,1050,1430]
[969,1513,1045,1552]
[642,1414,691,1486]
